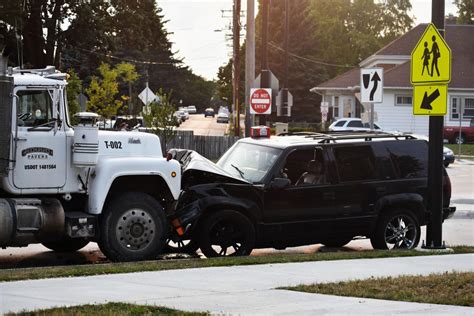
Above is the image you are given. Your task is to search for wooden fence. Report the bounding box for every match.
[160,130,239,160]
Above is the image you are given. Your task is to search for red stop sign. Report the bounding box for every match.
[250,88,272,114]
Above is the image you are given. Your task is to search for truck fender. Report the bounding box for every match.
[87,157,181,215]
[375,193,426,222]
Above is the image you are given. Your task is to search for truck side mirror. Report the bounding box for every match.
[270,177,291,189]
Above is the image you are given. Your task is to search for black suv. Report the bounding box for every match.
[168,132,456,257]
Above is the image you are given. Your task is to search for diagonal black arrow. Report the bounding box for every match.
[369,72,381,101]
[420,89,440,110]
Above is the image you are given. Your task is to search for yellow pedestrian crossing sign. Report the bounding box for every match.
[411,23,451,84]
[413,84,447,116]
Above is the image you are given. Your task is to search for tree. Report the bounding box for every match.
[116,62,140,114]
[85,63,138,118]
[142,89,178,153]
[0,0,81,67]
[455,0,474,24]
[65,69,82,124]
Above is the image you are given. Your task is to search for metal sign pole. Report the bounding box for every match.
[425,0,445,249]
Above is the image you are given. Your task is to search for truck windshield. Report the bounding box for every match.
[17,90,54,127]
[217,142,282,183]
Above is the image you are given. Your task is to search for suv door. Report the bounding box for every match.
[328,144,380,234]
[263,148,335,243]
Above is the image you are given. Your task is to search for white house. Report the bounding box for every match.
[310,24,474,136]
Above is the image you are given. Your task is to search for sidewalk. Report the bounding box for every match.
[1,254,473,315]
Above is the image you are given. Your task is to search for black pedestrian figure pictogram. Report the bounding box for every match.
[421,41,430,76]
[430,35,440,77]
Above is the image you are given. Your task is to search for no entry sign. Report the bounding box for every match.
[250,88,272,115]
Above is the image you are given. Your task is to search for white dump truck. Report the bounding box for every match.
[0,57,182,262]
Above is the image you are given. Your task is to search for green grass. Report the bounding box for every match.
[283,271,474,307]
[445,144,474,156]
[7,302,208,316]
[1,246,473,283]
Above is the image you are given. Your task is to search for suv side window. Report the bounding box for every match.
[334,145,377,182]
[335,120,346,127]
[385,141,428,178]
[281,149,315,184]
[347,120,364,128]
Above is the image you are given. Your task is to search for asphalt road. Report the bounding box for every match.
[177,113,228,136]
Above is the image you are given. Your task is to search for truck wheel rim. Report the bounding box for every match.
[384,215,417,249]
[116,208,156,251]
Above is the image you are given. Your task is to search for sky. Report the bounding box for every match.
[157,0,459,81]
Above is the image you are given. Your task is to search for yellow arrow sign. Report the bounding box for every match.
[411,23,451,84]
[413,84,447,116]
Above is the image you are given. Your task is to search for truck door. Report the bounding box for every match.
[12,88,67,189]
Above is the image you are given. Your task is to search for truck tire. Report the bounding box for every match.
[42,238,89,252]
[98,192,167,262]
[198,210,255,258]
[370,208,420,250]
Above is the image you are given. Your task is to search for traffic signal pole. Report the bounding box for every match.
[425,0,445,249]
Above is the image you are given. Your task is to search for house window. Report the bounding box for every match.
[450,96,474,120]
[395,95,412,106]
[451,97,459,120]
[334,96,339,118]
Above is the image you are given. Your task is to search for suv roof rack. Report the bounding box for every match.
[314,132,417,143]
[278,131,418,143]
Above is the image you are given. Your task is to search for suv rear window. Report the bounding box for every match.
[334,145,377,182]
[385,141,428,178]
[347,120,364,128]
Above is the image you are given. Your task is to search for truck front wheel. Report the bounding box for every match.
[98,192,167,262]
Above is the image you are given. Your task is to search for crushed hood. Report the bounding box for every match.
[171,149,249,188]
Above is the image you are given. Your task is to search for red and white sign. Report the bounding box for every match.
[250,88,272,115]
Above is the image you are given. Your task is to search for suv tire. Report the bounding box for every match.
[198,210,255,258]
[98,192,167,262]
[165,235,199,254]
[371,208,420,250]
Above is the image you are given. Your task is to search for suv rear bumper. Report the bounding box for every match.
[443,206,456,220]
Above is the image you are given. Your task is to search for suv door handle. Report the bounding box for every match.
[323,192,335,200]
[15,137,27,142]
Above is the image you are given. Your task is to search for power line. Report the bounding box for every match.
[268,42,355,68]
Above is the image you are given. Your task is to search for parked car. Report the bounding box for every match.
[187,105,197,114]
[443,121,474,144]
[174,110,186,123]
[216,112,230,123]
[167,131,456,257]
[329,118,382,131]
[204,108,215,117]
[443,146,455,167]
[178,107,189,120]
[113,116,145,130]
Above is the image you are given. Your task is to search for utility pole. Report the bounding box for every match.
[425,0,446,249]
[233,0,241,137]
[245,0,255,136]
[259,0,270,126]
[282,0,290,118]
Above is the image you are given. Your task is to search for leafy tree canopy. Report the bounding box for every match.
[455,0,474,24]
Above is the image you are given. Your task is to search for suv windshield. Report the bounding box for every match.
[217,142,282,183]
